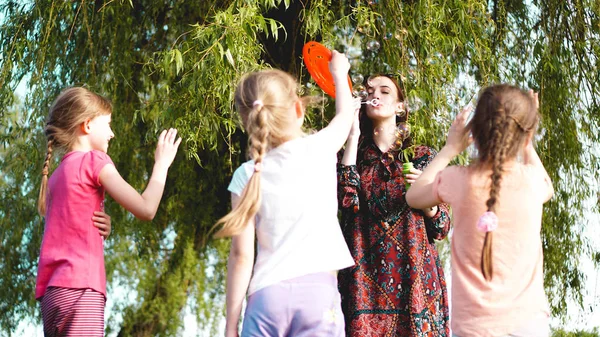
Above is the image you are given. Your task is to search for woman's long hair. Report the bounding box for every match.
[358,74,412,157]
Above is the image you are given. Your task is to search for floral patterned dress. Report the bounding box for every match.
[337,143,451,337]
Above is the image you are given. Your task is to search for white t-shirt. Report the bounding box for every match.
[228,133,355,295]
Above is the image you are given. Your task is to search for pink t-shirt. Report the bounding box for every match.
[433,163,553,337]
[36,150,114,299]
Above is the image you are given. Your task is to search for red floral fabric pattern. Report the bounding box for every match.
[337,144,450,337]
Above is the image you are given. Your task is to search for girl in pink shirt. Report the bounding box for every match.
[36,87,181,336]
[406,85,554,337]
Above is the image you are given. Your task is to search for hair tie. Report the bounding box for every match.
[253,100,264,109]
[477,211,498,232]
[254,162,262,173]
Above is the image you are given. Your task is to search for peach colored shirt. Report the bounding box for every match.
[433,162,553,337]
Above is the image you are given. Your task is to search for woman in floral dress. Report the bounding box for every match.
[337,74,451,336]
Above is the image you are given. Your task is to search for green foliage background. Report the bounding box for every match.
[0,0,598,335]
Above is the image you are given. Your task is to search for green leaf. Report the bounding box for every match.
[225,49,235,67]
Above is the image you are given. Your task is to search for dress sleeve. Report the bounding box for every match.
[337,163,361,215]
[424,203,451,241]
[413,146,451,241]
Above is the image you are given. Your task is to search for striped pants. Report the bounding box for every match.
[40,287,105,337]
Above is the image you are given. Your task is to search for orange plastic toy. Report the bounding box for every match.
[302,41,353,98]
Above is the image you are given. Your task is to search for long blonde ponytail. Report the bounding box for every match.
[212,69,301,238]
[213,103,269,238]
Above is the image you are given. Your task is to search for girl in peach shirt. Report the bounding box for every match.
[406,85,554,337]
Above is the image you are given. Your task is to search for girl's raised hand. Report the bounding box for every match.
[445,105,473,156]
[100,128,181,221]
[328,50,350,79]
[155,128,182,169]
[528,89,539,110]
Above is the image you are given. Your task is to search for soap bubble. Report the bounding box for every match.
[366,40,381,52]
[396,123,411,140]
[405,96,423,112]
[351,73,364,84]
[389,123,411,150]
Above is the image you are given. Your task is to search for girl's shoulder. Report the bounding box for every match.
[87,150,114,169]
[89,150,113,160]
[64,150,113,169]
[433,165,472,204]
[236,160,255,176]
[440,164,470,181]
[501,162,542,182]
[518,162,553,188]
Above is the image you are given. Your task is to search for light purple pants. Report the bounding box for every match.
[241,272,345,337]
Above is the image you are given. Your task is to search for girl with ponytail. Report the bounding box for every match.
[217,51,356,337]
[36,87,181,336]
[406,85,554,336]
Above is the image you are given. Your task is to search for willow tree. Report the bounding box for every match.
[0,0,598,336]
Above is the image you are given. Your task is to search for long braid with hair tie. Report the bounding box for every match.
[249,101,269,166]
[478,105,511,281]
[212,99,268,238]
[38,139,54,216]
[42,139,53,176]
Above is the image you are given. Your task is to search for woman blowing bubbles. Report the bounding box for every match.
[337,74,451,336]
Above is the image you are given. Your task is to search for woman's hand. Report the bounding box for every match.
[93,211,111,239]
[403,166,422,186]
